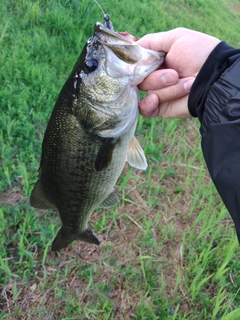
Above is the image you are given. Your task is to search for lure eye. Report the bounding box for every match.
[85,59,98,73]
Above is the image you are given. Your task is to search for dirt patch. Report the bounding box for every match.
[0,187,26,207]
[228,0,240,12]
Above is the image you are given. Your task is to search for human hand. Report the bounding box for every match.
[138,28,221,118]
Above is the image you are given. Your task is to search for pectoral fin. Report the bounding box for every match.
[127,136,148,170]
[30,179,57,209]
[95,138,119,172]
[99,191,119,208]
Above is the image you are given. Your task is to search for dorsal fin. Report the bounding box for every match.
[30,179,57,209]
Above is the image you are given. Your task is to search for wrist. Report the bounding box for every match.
[188,42,240,120]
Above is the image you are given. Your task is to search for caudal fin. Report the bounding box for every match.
[78,227,100,245]
[51,226,100,251]
[51,228,75,251]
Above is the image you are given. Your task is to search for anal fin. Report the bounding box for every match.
[127,136,148,170]
[99,190,119,208]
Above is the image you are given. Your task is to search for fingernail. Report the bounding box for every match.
[184,79,194,92]
[161,72,178,85]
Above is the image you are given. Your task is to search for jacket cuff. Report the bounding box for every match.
[188,41,240,120]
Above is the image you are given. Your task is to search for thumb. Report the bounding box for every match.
[137,31,173,53]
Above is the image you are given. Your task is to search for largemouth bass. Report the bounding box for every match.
[30,17,165,251]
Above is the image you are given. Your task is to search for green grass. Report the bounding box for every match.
[1,0,240,319]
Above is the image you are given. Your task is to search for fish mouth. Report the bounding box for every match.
[94,23,165,65]
[94,22,136,45]
[93,22,165,85]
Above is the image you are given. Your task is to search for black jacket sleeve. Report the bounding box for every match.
[188,42,240,243]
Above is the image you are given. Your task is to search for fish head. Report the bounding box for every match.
[77,22,165,100]
[73,21,165,137]
[93,22,165,86]
[82,22,165,86]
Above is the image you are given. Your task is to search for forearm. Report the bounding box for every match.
[188,41,240,118]
[188,44,240,241]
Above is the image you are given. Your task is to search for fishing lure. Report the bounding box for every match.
[93,0,113,30]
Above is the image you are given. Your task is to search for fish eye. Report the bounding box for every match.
[84,59,98,73]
